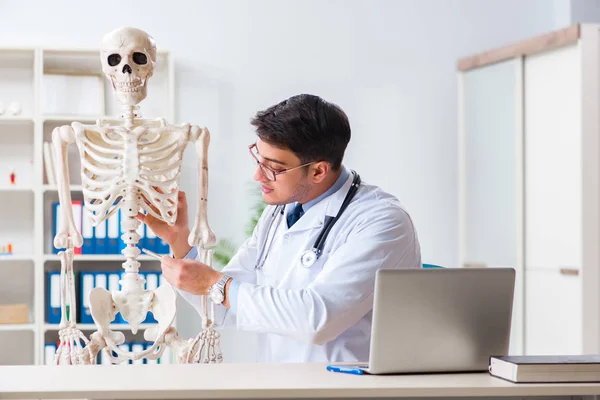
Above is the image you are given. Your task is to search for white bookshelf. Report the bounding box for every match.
[0,47,174,365]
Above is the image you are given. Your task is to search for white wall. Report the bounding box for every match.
[571,0,600,23]
[0,0,569,361]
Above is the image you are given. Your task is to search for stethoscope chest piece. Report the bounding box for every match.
[300,249,318,268]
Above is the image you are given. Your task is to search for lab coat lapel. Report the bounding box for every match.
[286,173,354,234]
[285,200,325,233]
[323,173,354,219]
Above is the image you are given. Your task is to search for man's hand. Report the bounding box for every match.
[137,190,192,258]
[161,255,221,293]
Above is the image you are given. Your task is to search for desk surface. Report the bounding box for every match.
[1,362,600,399]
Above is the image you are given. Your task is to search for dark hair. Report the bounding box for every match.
[250,94,351,170]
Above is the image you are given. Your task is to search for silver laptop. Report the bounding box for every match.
[330,267,515,375]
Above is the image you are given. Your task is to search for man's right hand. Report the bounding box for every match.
[137,190,193,259]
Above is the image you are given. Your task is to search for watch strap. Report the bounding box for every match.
[213,274,231,293]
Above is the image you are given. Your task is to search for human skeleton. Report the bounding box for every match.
[52,27,220,365]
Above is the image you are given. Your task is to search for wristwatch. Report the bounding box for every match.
[209,274,231,305]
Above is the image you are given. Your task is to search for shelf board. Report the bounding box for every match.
[0,186,34,192]
[0,323,35,332]
[43,115,99,123]
[0,255,34,261]
[44,254,161,262]
[0,49,35,68]
[44,323,157,331]
[43,185,82,192]
[0,116,34,124]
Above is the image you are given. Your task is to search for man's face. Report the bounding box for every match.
[252,138,312,205]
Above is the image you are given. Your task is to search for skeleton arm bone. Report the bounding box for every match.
[188,125,216,248]
[52,125,83,248]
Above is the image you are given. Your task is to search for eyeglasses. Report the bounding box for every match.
[249,143,313,182]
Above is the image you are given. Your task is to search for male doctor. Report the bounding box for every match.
[141,94,422,363]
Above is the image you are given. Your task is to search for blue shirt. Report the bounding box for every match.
[185,166,350,313]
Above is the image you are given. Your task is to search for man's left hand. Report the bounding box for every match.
[160,256,221,296]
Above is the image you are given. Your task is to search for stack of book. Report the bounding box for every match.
[489,355,600,383]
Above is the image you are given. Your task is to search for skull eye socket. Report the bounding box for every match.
[107,54,121,67]
[132,52,148,65]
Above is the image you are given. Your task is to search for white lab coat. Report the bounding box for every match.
[180,173,421,363]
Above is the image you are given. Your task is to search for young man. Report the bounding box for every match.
[141,94,421,363]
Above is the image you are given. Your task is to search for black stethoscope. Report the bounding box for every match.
[255,170,361,269]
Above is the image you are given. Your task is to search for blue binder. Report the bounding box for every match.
[157,237,170,255]
[107,209,120,254]
[46,271,61,324]
[81,203,95,254]
[52,202,62,254]
[145,225,158,253]
[95,219,107,255]
[79,272,96,324]
[44,343,57,365]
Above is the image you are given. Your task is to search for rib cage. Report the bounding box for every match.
[74,121,190,226]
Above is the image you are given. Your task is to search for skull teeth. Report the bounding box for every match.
[120,87,143,93]
[119,81,142,88]
[113,78,145,93]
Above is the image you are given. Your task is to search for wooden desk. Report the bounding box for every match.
[0,362,599,399]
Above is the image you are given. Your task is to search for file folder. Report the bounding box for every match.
[80,272,95,324]
[95,219,107,255]
[46,271,61,324]
[157,236,170,255]
[107,210,120,254]
[44,343,57,365]
[81,203,95,254]
[145,225,158,253]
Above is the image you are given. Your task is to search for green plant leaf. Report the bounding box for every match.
[213,183,266,269]
[210,238,238,270]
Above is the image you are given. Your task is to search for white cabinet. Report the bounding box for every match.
[525,269,582,355]
[459,58,522,355]
[458,24,600,355]
[461,58,519,269]
[524,45,582,272]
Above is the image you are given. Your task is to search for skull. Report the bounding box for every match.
[100,27,157,106]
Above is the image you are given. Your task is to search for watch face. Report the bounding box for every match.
[210,288,224,304]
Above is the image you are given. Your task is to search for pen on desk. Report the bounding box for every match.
[141,248,163,260]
